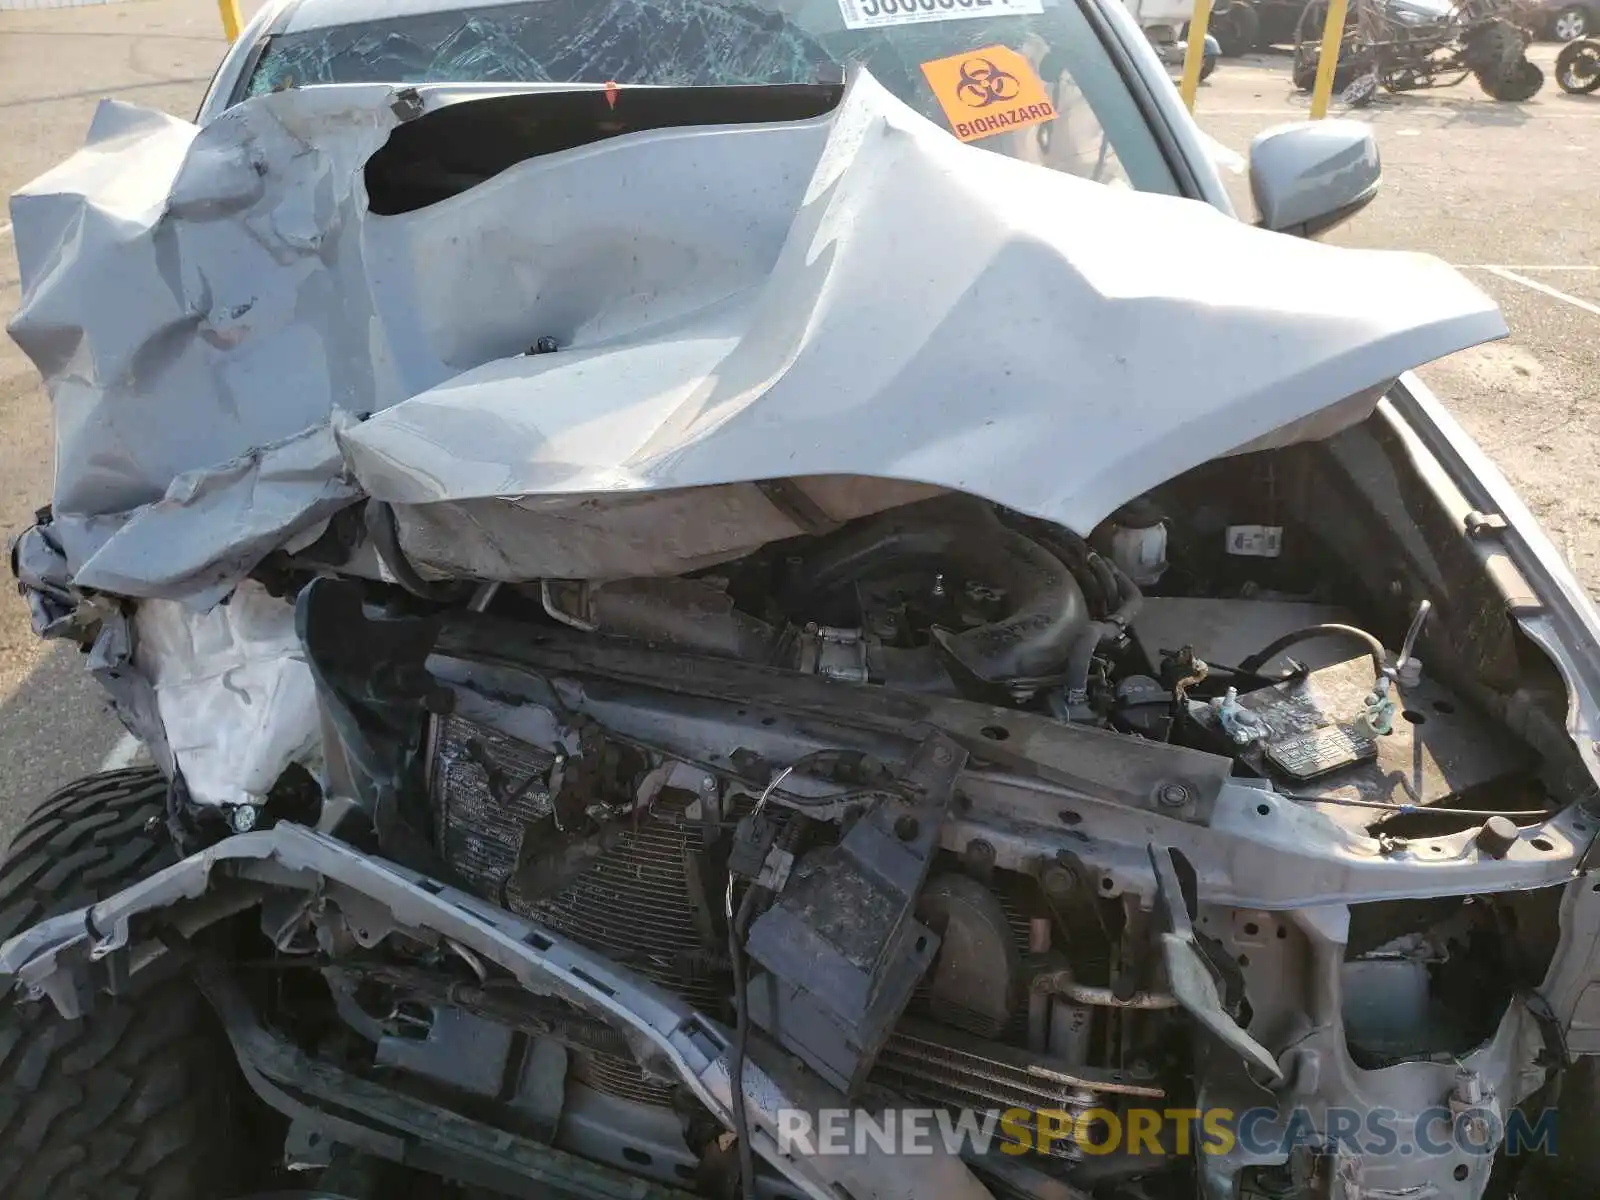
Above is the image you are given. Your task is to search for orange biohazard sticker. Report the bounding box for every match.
[920,45,1057,143]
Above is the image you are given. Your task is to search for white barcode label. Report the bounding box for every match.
[1225,525,1284,558]
[837,0,1044,31]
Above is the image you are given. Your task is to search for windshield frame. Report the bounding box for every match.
[1069,0,1211,201]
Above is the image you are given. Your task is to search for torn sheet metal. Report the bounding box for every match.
[10,71,1505,600]
[337,75,1506,579]
[71,418,361,605]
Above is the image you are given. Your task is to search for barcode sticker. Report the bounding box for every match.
[1225,525,1284,558]
[837,0,1044,30]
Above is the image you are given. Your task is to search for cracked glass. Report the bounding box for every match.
[243,0,1176,193]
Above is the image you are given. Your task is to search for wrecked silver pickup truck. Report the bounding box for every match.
[5,2,1600,1199]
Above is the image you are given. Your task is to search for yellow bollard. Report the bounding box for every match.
[1308,0,1352,118]
[1178,0,1214,112]
[219,0,243,43]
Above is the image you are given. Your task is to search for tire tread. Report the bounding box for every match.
[0,769,242,1200]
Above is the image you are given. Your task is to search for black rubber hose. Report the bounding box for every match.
[1059,559,1143,707]
[1063,620,1119,706]
[1236,623,1386,678]
[364,499,468,603]
[1027,527,1111,616]
[1087,554,1121,614]
[1097,555,1145,626]
[795,499,1088,681]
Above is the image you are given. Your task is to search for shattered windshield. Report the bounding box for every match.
[243,0,1176,193]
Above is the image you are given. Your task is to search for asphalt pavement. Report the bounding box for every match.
[1200,45,1600,586]
[0,2,1595,851]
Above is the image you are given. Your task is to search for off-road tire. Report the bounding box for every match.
[1293,51,1361,93]
[0,768,247,1200]
[1292,52,1318,90]
[1291,0,1364,93]
[1556,38,1600,92]
[1459,17,1540,101]
[1291,0,1364,91]
[1461,18,1523,76]
[1213,1,1262,55]
[1491,59,1544,100]
[1342,71,1380,107]
[1477,57,1544,100]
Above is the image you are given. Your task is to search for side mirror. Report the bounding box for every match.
[1248,120,1380,238]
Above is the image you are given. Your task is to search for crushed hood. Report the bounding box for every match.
[8,71,1506,600]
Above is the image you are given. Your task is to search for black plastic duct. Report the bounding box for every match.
[792,499,1089,683]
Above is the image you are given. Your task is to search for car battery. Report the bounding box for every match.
[1189,654,1527,811]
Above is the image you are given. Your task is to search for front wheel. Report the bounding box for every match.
[1292,0,1361,91]
[1213,1,1262,54]
[0,769,253,1200]
[1552,4,1591,41]
[1478,58,1545,101]
[1556,37,1600,92]
[1342,71,1380,106]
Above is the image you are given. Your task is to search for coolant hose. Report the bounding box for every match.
[1088,554,1122,617]
[1059,557,1143,706]
[1064,620,1120,705]
[1099,556,1144,626]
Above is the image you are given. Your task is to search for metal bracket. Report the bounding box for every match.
[743,731,968,1093]
[1465,510,1509,539]
[1149,843,1284,1085]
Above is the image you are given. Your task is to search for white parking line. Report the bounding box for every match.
[1466,264,1600,271]
[97,731,144,773]
[1482,266,1600,318]
[1203,108,1598,120]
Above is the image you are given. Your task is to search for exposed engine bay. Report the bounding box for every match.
[5,70,1600,1200]
[14,422,1582,1200]
[387,437,1568,1197]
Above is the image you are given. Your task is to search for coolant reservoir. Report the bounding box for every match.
[1107,500,1168,587]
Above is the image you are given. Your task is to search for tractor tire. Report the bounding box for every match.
[1478,58,1545,101]
[1556,38,1600,92]
[1461,18,1524,76]
[0,769,250,1200]
[1292,0,1328,89]
[1293,52,1360,93]
[1292,53,1319,90]
[1292,0,1362,91]
[1214,2,1262,54]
